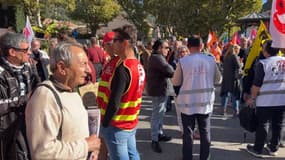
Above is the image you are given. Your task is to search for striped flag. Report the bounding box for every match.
[270,0,285,48]
[23,16,34,47]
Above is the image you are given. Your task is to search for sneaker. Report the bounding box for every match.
[151,141,162,153]
[280,143,285,148]
[265,145,278,156]
[246,144,264,158]
[158,134,172,142]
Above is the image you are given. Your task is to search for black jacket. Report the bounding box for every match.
[147,53,174,96]
[0,57,40,160]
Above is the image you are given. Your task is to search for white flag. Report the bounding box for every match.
[23,16,34,47]
[270,0,285,48]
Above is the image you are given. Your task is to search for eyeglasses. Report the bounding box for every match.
[11,47,30,53]
[163,46,170,49]
[179,50,187,53]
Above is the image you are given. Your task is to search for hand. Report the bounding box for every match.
[86,134,101,152]
[243,93,250,102]
[246,97,255,107]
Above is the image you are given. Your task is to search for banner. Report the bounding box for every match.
[243,21,271,76]
[270,0,285,48]
[23,16,34,46]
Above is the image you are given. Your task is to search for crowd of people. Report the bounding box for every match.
[0,24,285,160]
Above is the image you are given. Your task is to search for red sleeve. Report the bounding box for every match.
[87,48,93,62]
[88,61,96,83]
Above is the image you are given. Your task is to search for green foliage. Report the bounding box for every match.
[117,0,150,40]
[41,0,76,21]
[32,26,44,33]
[72,0,121,35]
[15,0,263,40]
[132,0,263,38]
[15,6,25,33]
[32,22,69,37]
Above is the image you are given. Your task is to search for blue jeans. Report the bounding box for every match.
[150,96,168,141]
[181,113,211,160]
[221,92,239,113]
[101,126,140,160]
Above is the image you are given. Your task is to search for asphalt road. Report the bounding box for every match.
[136,93,285,160]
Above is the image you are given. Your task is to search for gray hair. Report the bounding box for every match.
[50,42,83,73]
[0,32,28,56]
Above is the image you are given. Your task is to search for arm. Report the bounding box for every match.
[0,78,9,115]
[153,55,174,77]
[102,64,130,127]
[0,73,25,115]
[246,62,264,106]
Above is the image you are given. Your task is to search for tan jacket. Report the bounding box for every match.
[26,81,89,159]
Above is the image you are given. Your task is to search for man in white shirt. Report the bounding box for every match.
[172,36,222,160]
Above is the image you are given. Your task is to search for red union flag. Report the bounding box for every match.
[23,16,34,46]
[270,0,285,48]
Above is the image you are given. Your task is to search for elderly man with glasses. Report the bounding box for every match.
[0,32,40,159]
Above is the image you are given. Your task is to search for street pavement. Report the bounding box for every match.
[136,93,285,160]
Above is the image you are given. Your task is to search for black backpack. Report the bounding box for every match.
[0,83,63,160]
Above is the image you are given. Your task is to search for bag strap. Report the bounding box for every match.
[34,83,63,140]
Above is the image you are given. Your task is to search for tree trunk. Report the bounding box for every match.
[90,23,99,36]
[36,0,42,27]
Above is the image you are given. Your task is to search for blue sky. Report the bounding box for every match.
[263,0,267,3]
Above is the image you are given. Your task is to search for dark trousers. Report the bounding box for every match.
[254,106,285,152]
[181,113,210,160]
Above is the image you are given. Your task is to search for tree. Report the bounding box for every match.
[15,6,26,33]
[72,0,121,35]
[42,0,76,21]
[143,0,262,38]
[117,0,152,40]
[19,0,76,26]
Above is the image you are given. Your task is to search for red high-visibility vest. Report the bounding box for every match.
[97,58,146,130]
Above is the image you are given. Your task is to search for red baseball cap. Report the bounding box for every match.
[103,31,115,44]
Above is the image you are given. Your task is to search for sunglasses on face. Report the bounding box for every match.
[11,47,30,53]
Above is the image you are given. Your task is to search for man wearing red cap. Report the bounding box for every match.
[97,32,121,159]
[102,31,116,60]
